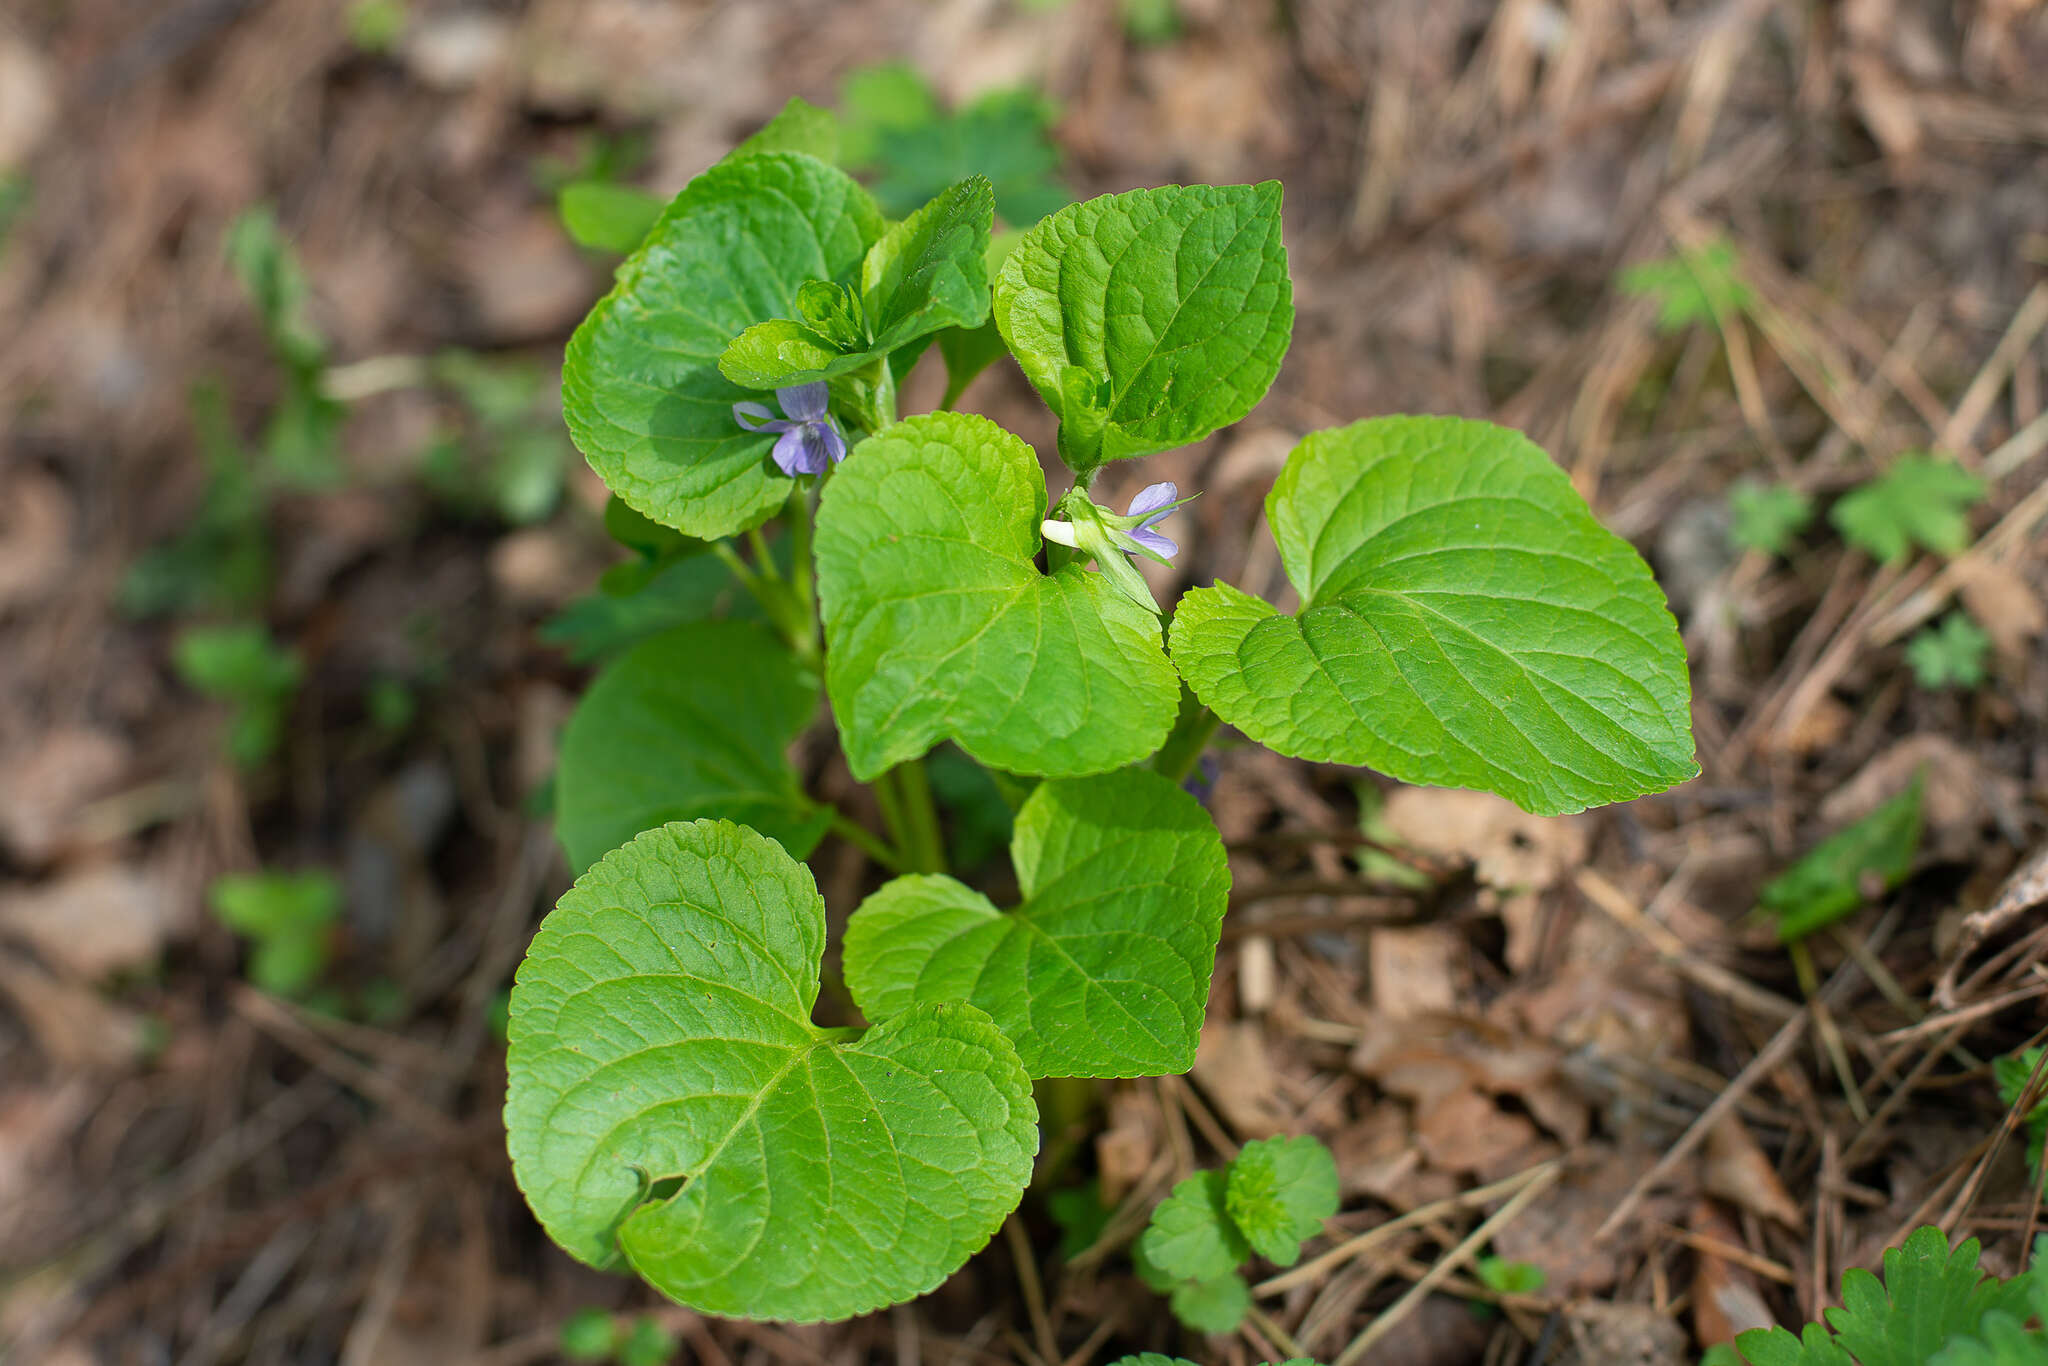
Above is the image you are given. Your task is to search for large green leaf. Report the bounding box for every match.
[814,411,1180,779]
[552,620,828,872]
[562,152,883,539]
[843,769,1228,1078]
[719,176,994,390]
[994,182,1292,474]
[505,820,1038,1322]
[1170,416,1697,816]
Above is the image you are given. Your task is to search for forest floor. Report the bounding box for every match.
[4,1,2048,1363]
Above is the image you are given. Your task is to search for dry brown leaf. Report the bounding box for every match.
[1493,1146,1667,1297]
[1191,1020,1291,1138]
[1414,1088,1542,1175]
[0,468,74,613]
[0,862,186,981]
[1690,1199,1776,1348]
[1382,788,1585,967]
[1703,1116,1804,1229]
[1096,1090,1160,1206]
[457,212,596,343]
[0,34,56,171]
[1558,1303,1690,1366]
[0,1080,91,1253]
[1821,733,2017,863]
[1955,559,2047,660]
[0,951,149,1069]
[1351,1011,1590,1144]
[1369,925,1462,1019]
[0,728,129,864]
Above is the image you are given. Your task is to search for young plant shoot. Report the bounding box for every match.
[506,102,1699,1324]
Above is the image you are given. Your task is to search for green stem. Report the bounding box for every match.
[745,525,781,581]
[1151,690,1220,786]
[887,759,947,875]
[871,764,912,862]
[709,540,761,595]
[827,809,904,873]
[715,537,810,660]
[787,483,819,661]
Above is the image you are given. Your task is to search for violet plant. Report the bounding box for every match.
[505,100,1699,1324]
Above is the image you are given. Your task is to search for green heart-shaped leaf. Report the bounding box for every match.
[719,176,995,390]
[1140,1169,1250,1284]
[563,152,883,539]
[814,411,1180,779]
[1170,416,1697,816]
[1224,1135,1339,1266]
[844,768,1228,1078]
[552,620,828,873]
[994,182,1292,474]
[505,820,1038,1322]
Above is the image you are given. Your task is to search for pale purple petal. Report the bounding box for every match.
[1126,481,1177,521]
[772,426,831,476]
[1127,526,1177,560]
[733,401,787,432]
[817,422,848,465]
[777,381,831,422]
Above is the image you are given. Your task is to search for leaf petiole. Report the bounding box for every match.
[824,806,905,874]
[1151,693,1220,787]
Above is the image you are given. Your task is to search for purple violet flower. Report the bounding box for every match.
[1121,481,1179,560]
[733,381,848,476]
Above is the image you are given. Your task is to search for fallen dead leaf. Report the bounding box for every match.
[0,728,130,864]
[1703,1115,1804,1229]
[457,212,596,344]
[1095,1090,1160,1206]
[1351,1010,1590,1145]
[1690,1199,1776,1349]
[0,950,149,1069]
[1369,925,1463,1019]
[1557,1302,1690,1366]
[0,862,186,981]
[1955,559,2046,661]
[1415,1088,1544,1176]
[0,1079,92,1254]
[1191,1020,1291,1137]
[1821,733,2018,863]
[0,468,74,613]
[1382,787,1586,969]
[0,34,56,171]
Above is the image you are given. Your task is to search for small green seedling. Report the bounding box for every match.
[1134,1136,1340,1333]
[1994,1046,2048,1188]
[839,64,1070,225]
[1728,480,1814,557]
[344,0,406,53]
[122,383,270,618]
[1831,455,1987,564]
[1620,238,1754,332]
[173,623,302,766]
[208,870,341,998]
[1735,1226,2047,1365]
[559,1307,616,1361]
[224,206,344,489]
[0,173,30,258]
[1757,773,1924,942]
[1907,613,1991,691]
[1475,1255,1546,1296]
[503,114,1699,1324]
[420,349,571,525]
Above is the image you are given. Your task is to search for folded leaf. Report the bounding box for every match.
[719,177,995,390]
[1224,1135,1339,1266]
[563,153,883,539]
[815,411,1180,779]
[994,182,1291,474]
[1170,416,1697,816]
[505,820,1038,1322]
[844,769,1229,1078]
[552,620,828,872]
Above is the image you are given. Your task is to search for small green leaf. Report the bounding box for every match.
[1758,772,1923,941]
[1831,455,1986,564]
[1169,417,1698,816]
[562,152,884,539]
[1171,1272,1251,1333]
[505,820,1039,1322]
[730,96,840,164]
[175,624,303,767]
[1139,1170,1251,1284]
[617,1316,678,1366]
[838,63,940,169]
[1224,1135,1339,1267]
[224,205,325,372]
[553,620,828,873]
[844,769,1229,1078]
[1993,1047,2048,1188]
[842,69,1070,228]
[1728,480,1813,556]
[1048,1181,1112,1260]
[210,870,342,998]
[814,411,1180,779]
[995,182,1292,474]
[718,176,994,390]
[1907,614,1991,690]
[1619,239,1753,332]
[1827,1227,2032,1366]
[558,1307,617,1361]
[558,182,666,254]
[1475,1255,1547,1295]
